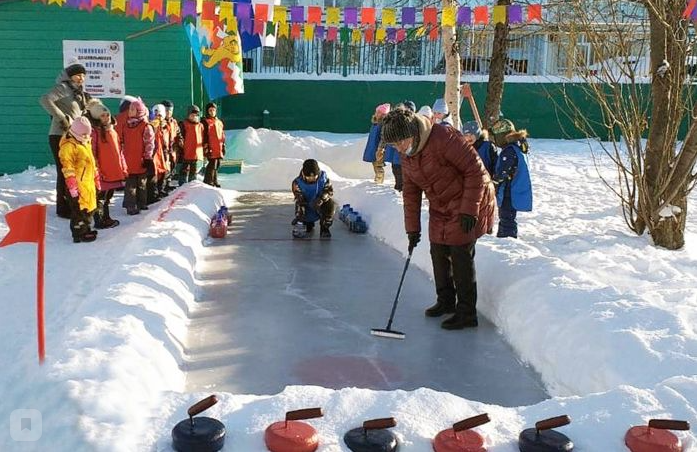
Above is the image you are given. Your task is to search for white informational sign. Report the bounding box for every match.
[62,40,125,98]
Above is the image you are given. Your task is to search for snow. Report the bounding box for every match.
[0,128,696,451]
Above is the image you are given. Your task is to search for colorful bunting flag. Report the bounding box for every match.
[396,28,406,42]
[149,0,162,15]
[361,7,375,25]
[265,21,275,36]
[473,6,488,24]
[201,0,214,20]
[278,22,289,37]
[457,6,471,26]
[401,7,415,26]
[351,28,361,43]
[304,23,313,41]
[382,8,396,26]
[291,23,301,39]
[527,4,542,22]
[65,0,80,8]
[428,25,439,41]
[92,0,106,9]
[217,1,232,24]
[255,3,269,22]
[307,6,321,24]
[442,6,456,27]
[493,5,506,24]
[365,27,374,43]
[48,0,66,6]
[386,27,396,43]
[127,0,143,18]
[327,26,337,41]
[376,27,386,42]
[78,0,93,11]
[290,6,303,23]
[315,25,324,40]
[273,6,287,25]
[326,7,340,25]
[509,5,522,24]
[236,2,250,20]
[181,0,196,22]
[423,7,437,26]
[254,19,264,35]
[142,3,155,20]
[344,7,357,26]
[340,27,350,43]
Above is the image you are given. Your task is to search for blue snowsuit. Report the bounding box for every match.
[494,141,532,238]
[292,170,335,225]
[475,139,497,177]
[384,144,403,191]
[362,123,382,162]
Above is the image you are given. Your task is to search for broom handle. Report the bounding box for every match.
[386,250,412,330]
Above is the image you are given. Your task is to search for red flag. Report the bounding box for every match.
[0,204,47,365]
[528,4,542,22]
[0,204,46,247]
[423,7,437,26]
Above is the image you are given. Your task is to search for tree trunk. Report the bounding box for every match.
[484,0,511,128]
[442,0,461,130]
[644,1,688,249]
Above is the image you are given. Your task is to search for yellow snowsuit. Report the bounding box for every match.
[59,135,98,212]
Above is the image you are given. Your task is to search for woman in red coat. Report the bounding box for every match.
[381,108,496,329]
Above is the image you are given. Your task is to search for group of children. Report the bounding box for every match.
[363,95,532,239]
[58,96,226,243]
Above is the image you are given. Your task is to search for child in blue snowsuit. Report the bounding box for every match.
[461,120,498,178]
[491,119,532,238]
[291,159,336,238]
[363,103,391,184]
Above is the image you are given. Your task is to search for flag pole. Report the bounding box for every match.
[37,206,46,365]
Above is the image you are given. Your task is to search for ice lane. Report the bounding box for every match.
[185,192,548,406]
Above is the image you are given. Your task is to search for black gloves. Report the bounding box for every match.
[407,232,421,252]
[144,159,155,176]
[460,214,478,233]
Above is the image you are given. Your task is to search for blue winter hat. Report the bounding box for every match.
[402,100,416,112]
[432,98,448,115]
[461,120,482,139]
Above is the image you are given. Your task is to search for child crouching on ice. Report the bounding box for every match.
[291,159,336,239]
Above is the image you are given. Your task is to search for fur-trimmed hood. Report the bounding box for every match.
[409,113,433,156]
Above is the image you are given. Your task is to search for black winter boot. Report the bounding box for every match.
[305,222,315,233]
[425,301,456,317]
[441,312,478,329]
[320,225,331,239]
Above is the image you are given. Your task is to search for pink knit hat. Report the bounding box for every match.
[375,103,391,116]
[69,116,92,143]
[129,98,149,119]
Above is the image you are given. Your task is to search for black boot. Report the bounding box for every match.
[425,301,456,317]
[320,224,331,239]
[305,222,315,233]
[441,311,478,329]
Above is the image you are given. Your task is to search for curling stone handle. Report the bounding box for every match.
[363,418,397,430]
[453,414,491,432]
[535,415,571,432]
[648,420,690,431]
[188,395,218,418]
[285,408,324,421]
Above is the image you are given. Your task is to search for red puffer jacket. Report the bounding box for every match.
[402,122,496,246]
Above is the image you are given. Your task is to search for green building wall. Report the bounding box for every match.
[0,0,606,175]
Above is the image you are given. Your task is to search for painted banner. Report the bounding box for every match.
[185,19,244,99]
[62,40,125,98]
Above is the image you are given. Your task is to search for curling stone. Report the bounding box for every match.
[625,419,690,452]
[518,415,573,452]
[344,417,398,452]
[265,407,324,452]
[172,395,226,452]
[433,413,491,452]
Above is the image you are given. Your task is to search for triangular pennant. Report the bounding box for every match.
[423,7,437,26]
[201,0,215,20]
[376,27,386,43]
[442,6,456,27]
[339,27,350,43]
[396,28,406,42]
[527,4,542,22]
[344,7,357,27]
[401,7,415,26]
[110,0,125,12]
[351,27,361,43]
[290,5,304,23]
[278,22,289,37]
[361,7,375,25]
[92,0,106,9]
[254,19,265,35]
[304,23,314,41]
[217,1,232,24]
[315,25,325,40]
[291,23,301,39]
[428,25,439,41]
[509,5,523,24]
[365,27,374,43]
[493,5,506,24]
[327,26,338,41]
[255,3,269,22]
[181,0,196,22]
[273,5,287,25]
[142,3,156,20]
[473,6,488,24]
[266,21,275,36]
[127,0,144,18]
[457,6,471,26]
[149,0,163,15]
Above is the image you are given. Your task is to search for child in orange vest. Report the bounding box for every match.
[161,100,180,192]
[178,105,208,185]
[203,102,226,187]
[122,99,155,215]
[148,104,169,202]
[87,100,127,229]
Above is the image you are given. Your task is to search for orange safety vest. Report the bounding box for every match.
[92,127,126,183]
[182,120,205,161]
[151,120,169,174]
[164,118,180,164]
[122,120,149,175]
[205,117,225,159]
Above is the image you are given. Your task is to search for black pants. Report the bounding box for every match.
[497,194,518,238]
[94,189,114,227]
[392,164,403,192]
[179,160,198,185]
[204,158,221,186]
[430,241,478,319]
[124,174,147,210]
[296,199,336,227]
[69,198,93,240]
[49,135,70,217]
